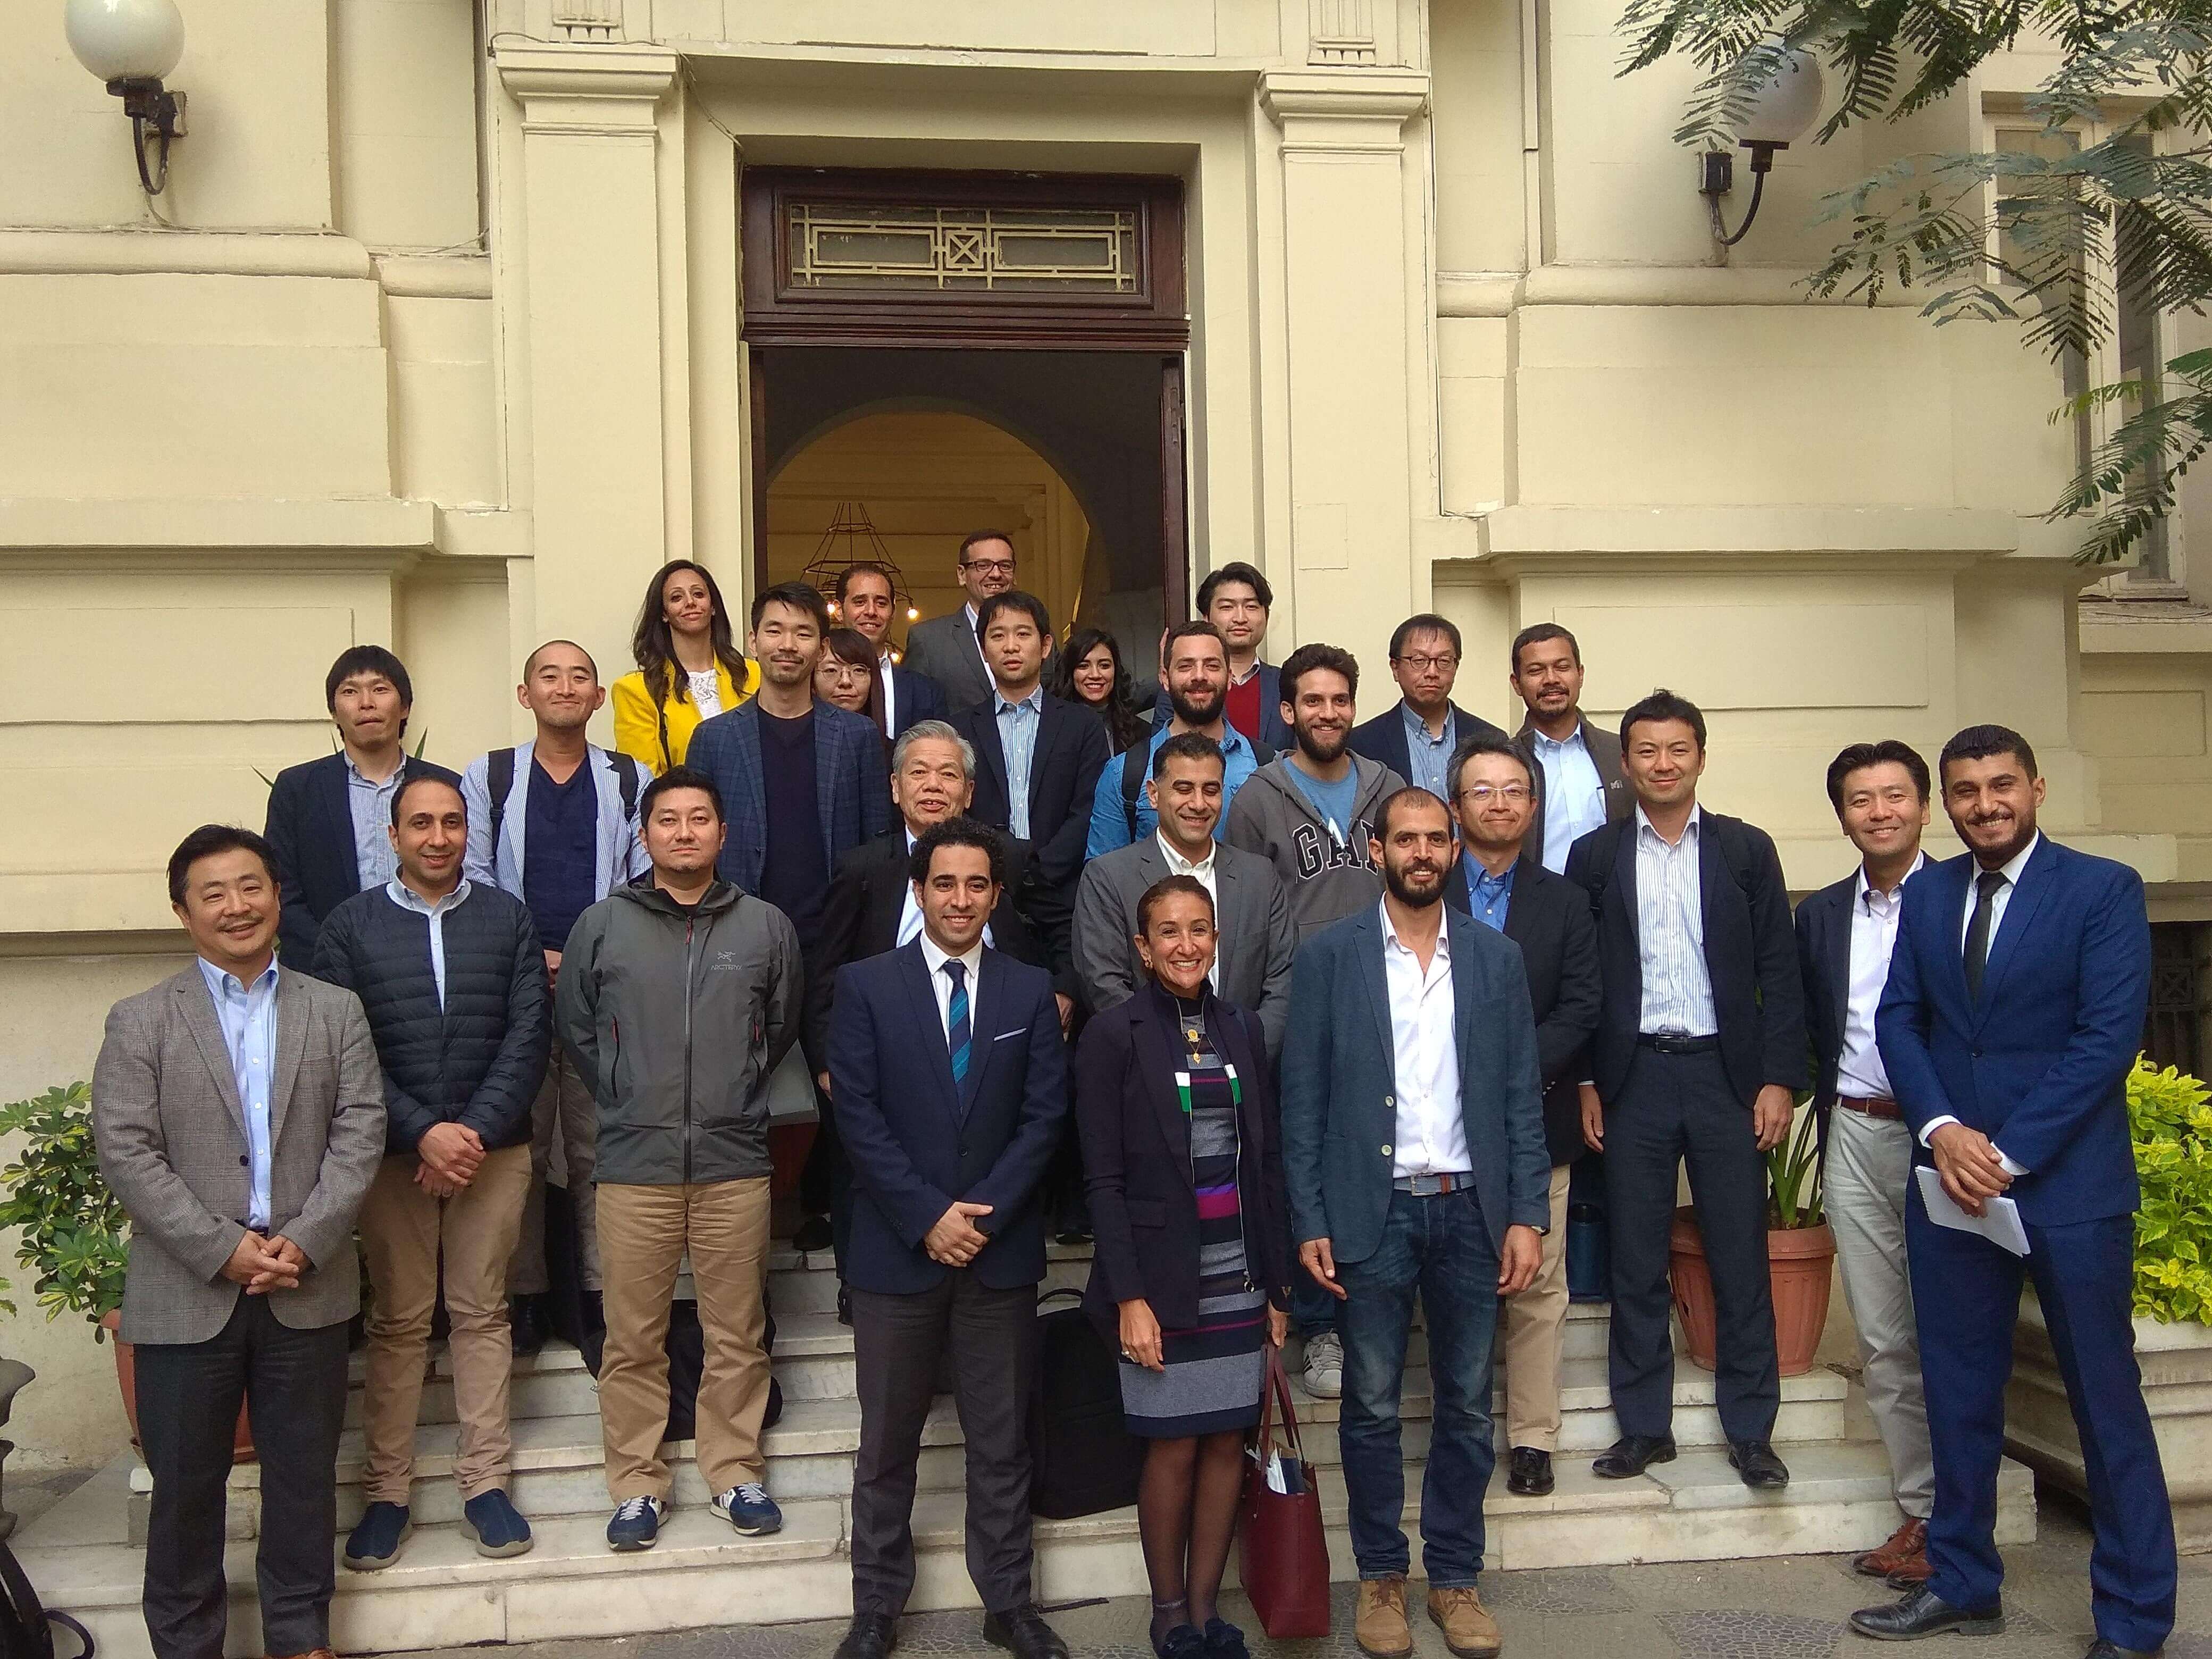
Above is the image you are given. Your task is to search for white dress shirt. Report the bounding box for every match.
[918,930,985,1041]
[1531,724,1608,874]
[1635,805,1718,1036]
[1921,832,2043,1171]
[386,877,475,1009]
[899,828,994,950]
[1380,901,1469,1178]
[877,650,899,736]
[1836,853,1925,1100]
[1157,832,1221,988]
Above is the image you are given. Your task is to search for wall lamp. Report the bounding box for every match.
[1698,46,1823,246]
[64,0,188,197]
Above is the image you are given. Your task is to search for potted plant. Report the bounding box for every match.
[0,1082,252,1460]
[1668,1097,1838,1377]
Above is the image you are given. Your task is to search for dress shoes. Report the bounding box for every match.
[1354,1576,1413,1659]
[1854,1517,1929,1582]
[508,1294,548,1358]
[984,1604,1070,1659]
[1591,1434,1676,1479]
[1727,1439,1789,1488]
[1506,1446,1555,1496]
[792,1213,834,1254]
[1848,1586,2005,1640]
[834,1613,899,1659]
[2083,1641,2164,1658]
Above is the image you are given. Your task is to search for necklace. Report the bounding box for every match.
[1172,993,1206,1059]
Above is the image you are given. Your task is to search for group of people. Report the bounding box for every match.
[88,527,2173,1659]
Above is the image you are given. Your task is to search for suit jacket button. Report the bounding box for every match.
[1384,1095,1394,1107]
[1971,1049,1983,1059]
[239,1155,249,1167]
[1381,1144,1393,1156]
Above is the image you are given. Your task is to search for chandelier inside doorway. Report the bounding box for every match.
[805,501,920,634]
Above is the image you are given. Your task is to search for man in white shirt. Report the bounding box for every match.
[1795,741,1936,1588]
[1506,623,1629,873]
[834,561,947,739]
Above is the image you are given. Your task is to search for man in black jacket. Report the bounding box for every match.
[1565,690,1806,1489]
[1443,735,1601,1500]
[312,774,550,1571]
[265,646,457,967]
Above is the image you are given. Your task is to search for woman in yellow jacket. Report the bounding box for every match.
[610,559,763,773]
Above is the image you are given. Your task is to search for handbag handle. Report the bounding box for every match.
[1037,1287,1083,1311]
[1253,1344,1307,1465]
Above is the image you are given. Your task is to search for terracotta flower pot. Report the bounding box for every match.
[102,1309,257,1463]
[1667,1206,1837,1378]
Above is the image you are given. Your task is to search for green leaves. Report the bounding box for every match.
[1769,1094,1826,1228]
[2127,1057,2212,1323]
[0,1082,128,1330]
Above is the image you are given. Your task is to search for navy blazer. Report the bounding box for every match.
[265,751,460,967]
[1153,663,1292,753]
[953,693,1111,898]
[890,664,948,736]
[1876,837,2150,1226]
[1278,905,1551,1264]
[686,700,893,899]
[827,942,1071,1294]
[1794,869,1860,1138]
[1347,700,1505,787]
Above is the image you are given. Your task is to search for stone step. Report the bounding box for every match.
[23,1435,2038,1659]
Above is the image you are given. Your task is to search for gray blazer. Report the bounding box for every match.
[1072,837,1298,1064]
[92,965,387,1345]
[900,610,995,715]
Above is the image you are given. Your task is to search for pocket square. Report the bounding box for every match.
[993,1029,1025,1043]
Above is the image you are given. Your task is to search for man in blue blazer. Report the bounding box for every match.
[1280,786,1548,1659]
[1853,725,2173,1657]
[827,819,1072,1659]
[1346,614,1504,800]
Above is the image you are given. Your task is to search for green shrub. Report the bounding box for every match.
[2131,1057,2212,1325]
[0,1082,127,1332]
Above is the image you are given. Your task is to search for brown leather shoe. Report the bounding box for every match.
[267,1649,337,1659]
[1426,1586,1503,1659]
[1355,1576,1413,1659]
[1853,1516,1929,1580]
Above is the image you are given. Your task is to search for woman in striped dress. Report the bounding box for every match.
[1075,875,1293,1659]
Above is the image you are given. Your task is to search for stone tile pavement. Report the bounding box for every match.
[386,1494,2212,1659]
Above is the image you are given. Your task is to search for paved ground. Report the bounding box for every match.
[384,1494,2211,1659]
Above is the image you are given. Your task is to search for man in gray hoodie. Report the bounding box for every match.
[555,765,803,1554]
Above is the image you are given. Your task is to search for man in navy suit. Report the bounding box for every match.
[835,562,948,738]
[827,819,1073,1659]
[1346,614,1504,800]
[1853,726,2173,1657]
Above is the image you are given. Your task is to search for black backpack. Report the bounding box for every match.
[1118,736,1275,841]
[0,1540,90,1659]
[1026,1290,1139,1520]
[486,748,643,849]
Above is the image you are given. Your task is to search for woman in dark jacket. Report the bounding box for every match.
[1075,874,1291,1659]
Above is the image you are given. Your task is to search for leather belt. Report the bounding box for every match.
[1394,1171,1474,1196]
[1838,1094,1903,1120]
[1637,1032,1720,1054]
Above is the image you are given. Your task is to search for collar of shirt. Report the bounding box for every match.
[1982,831,2040,887]
[1463,853,1515,899]
[386,877,474,916]
[198,955,279,1001]
[1636,801,1702,847]
[345,753,404,791]
[1855,851,1927,914]
[918,931,985,985]
[1228,660,1264,687]
[1402,701,1454,745]
[1528,723,1586,756]
[1157,831,1217,881]
[994,685,1046,717]
[1379,898,1453,970]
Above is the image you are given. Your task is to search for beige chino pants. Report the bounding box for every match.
[1501,1163,1574,1451]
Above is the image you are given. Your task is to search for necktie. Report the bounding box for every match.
[1964,868,2006,1001]
[943,960,971,1086]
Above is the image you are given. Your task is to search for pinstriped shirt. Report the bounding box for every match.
[1635,804,1717,1036]
[994,685,1046,841]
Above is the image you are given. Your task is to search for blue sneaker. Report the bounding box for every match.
[606,1494,667,1552]
[462,1489,534,1559]
[341,1501,412,1571]
[713,1481,783,1536]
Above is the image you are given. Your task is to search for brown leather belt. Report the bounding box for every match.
[1838,1095,1902,1120]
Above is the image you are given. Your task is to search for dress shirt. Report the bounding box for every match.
[1635,804,1719,1036]
[994,684,1046,841]
[877,651,899,736]
[1155,832,1222,988]
[1400,703,1457,800]
[385,877,475,1009]
[1836,852,1925,1100]
[346,753,405,894]
[919,931,986,1042]
[1380,901,1469,1178]
[1921,833,2043,1171]
[1530,724,1608,874]
[197,956,278,1230]
[898,828,993,950]
[1461,855,1515,934]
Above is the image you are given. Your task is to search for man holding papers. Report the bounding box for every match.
[1853,725,2172,1658]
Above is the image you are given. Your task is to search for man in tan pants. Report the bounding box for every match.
[311,774,552,1568]
[556,765,803,1552]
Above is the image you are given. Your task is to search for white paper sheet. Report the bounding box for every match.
[1915,1165,2030,1257]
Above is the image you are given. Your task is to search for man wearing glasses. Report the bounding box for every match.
[903,531,1024,715]
[1350,614,1504,799]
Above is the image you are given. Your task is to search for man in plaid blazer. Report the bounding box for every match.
[93,825,387,1659]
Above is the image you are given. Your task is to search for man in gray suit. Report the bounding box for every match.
[93,824,387,1659]
[899,530,1019,715]
[1279,787,1549,1659]
[1072,732,1297,1062]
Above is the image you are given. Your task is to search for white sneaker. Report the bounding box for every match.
[1303,1330,1344,1398]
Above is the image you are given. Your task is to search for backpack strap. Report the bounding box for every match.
[614,751,642,822]
[486,747,516,852]
[1120,743,1149,841]
[1249,738,1276,767]
[0,1536,92,1659]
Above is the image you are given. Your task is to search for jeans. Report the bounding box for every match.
[1337,1187,1501,1587]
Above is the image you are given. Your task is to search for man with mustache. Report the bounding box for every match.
[1506,624,1630,874]
[1279,788,1548,1659]
[1088,619,1266,856]
[1851,726,2173,1658]
[834,560,946,739]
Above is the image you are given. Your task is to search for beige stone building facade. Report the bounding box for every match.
[2,0,2207,1474]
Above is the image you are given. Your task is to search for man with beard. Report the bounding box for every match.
[835,560,946,739]
[1223,642,1405,1397]
[1850,726,2173,1657]
[1087,619,1264,857]
[1279,788,1548,1659]
[1507,624,1629,874]
[902,530,1024,715]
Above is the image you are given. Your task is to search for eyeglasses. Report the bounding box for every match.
[961,558,1017,575]
[1459,784,1530,803]
[1393,654,1460,672]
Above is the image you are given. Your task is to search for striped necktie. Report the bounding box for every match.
[943,960,971,1085]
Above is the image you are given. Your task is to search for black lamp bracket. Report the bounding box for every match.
[106,77,186,196]
[1700,141,1783,247]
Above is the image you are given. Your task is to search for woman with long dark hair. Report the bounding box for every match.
[1052,626,1150,756]
[815,627,887,734]
[611,559,760,773]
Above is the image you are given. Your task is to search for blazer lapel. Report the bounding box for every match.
[1823,885,1852,1054]
[1130,995,1193,1185]
[1974,839,2057,1026]
[865,835,910,956]
[972,714,1010,813]
[175,971,251,1146]
[1212,852,1246,987]
[1608,817,1640,949]
[898,945,965,1126]
[1353,910,1396,1084]
[315,757,359,898]
[814,717,845,851]
[270,969,310,1145]
[959,949,1007,1112]
[1026,700,1064,818]
[1696,814,1728,978]
[733,713,768,869]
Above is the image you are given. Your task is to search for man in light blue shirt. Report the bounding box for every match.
[1348,615,1505,801]
[1508,623,1627,873]
[1087,619,1259,854]
[994,683,1046,842]
[199,955,279,1230]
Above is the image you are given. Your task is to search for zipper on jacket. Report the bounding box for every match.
[682,911,699,1185]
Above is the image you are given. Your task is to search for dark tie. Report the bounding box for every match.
[1964,868,2007,1002]
[943,960,971,1086]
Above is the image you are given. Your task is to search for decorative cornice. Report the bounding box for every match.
[1462,505,2022,579]
[496,41,678,133]
[1259,69,1429,137]
[0,228,373,281]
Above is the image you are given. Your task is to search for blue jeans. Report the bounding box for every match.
[1336,1187,1500,1587]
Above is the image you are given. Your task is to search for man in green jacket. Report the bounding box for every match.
[556,765,803,1553]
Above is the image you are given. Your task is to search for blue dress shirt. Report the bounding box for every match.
[386,878,474,1007]
[346,755,404,893]
[197,956,278,1229]
[1530,724,1608,873]
[1462,855,1516,933]
[995,685,1046,841]
[1401,703,1456,800]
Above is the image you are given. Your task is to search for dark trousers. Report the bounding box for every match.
[1337,1187,1500,1586]
[135,1291,350,1659]
[1910,1194,2175,1650]
[799,1093,856,1272]
[1603,1047,1779,1442]
[849,1275,1037,1619]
